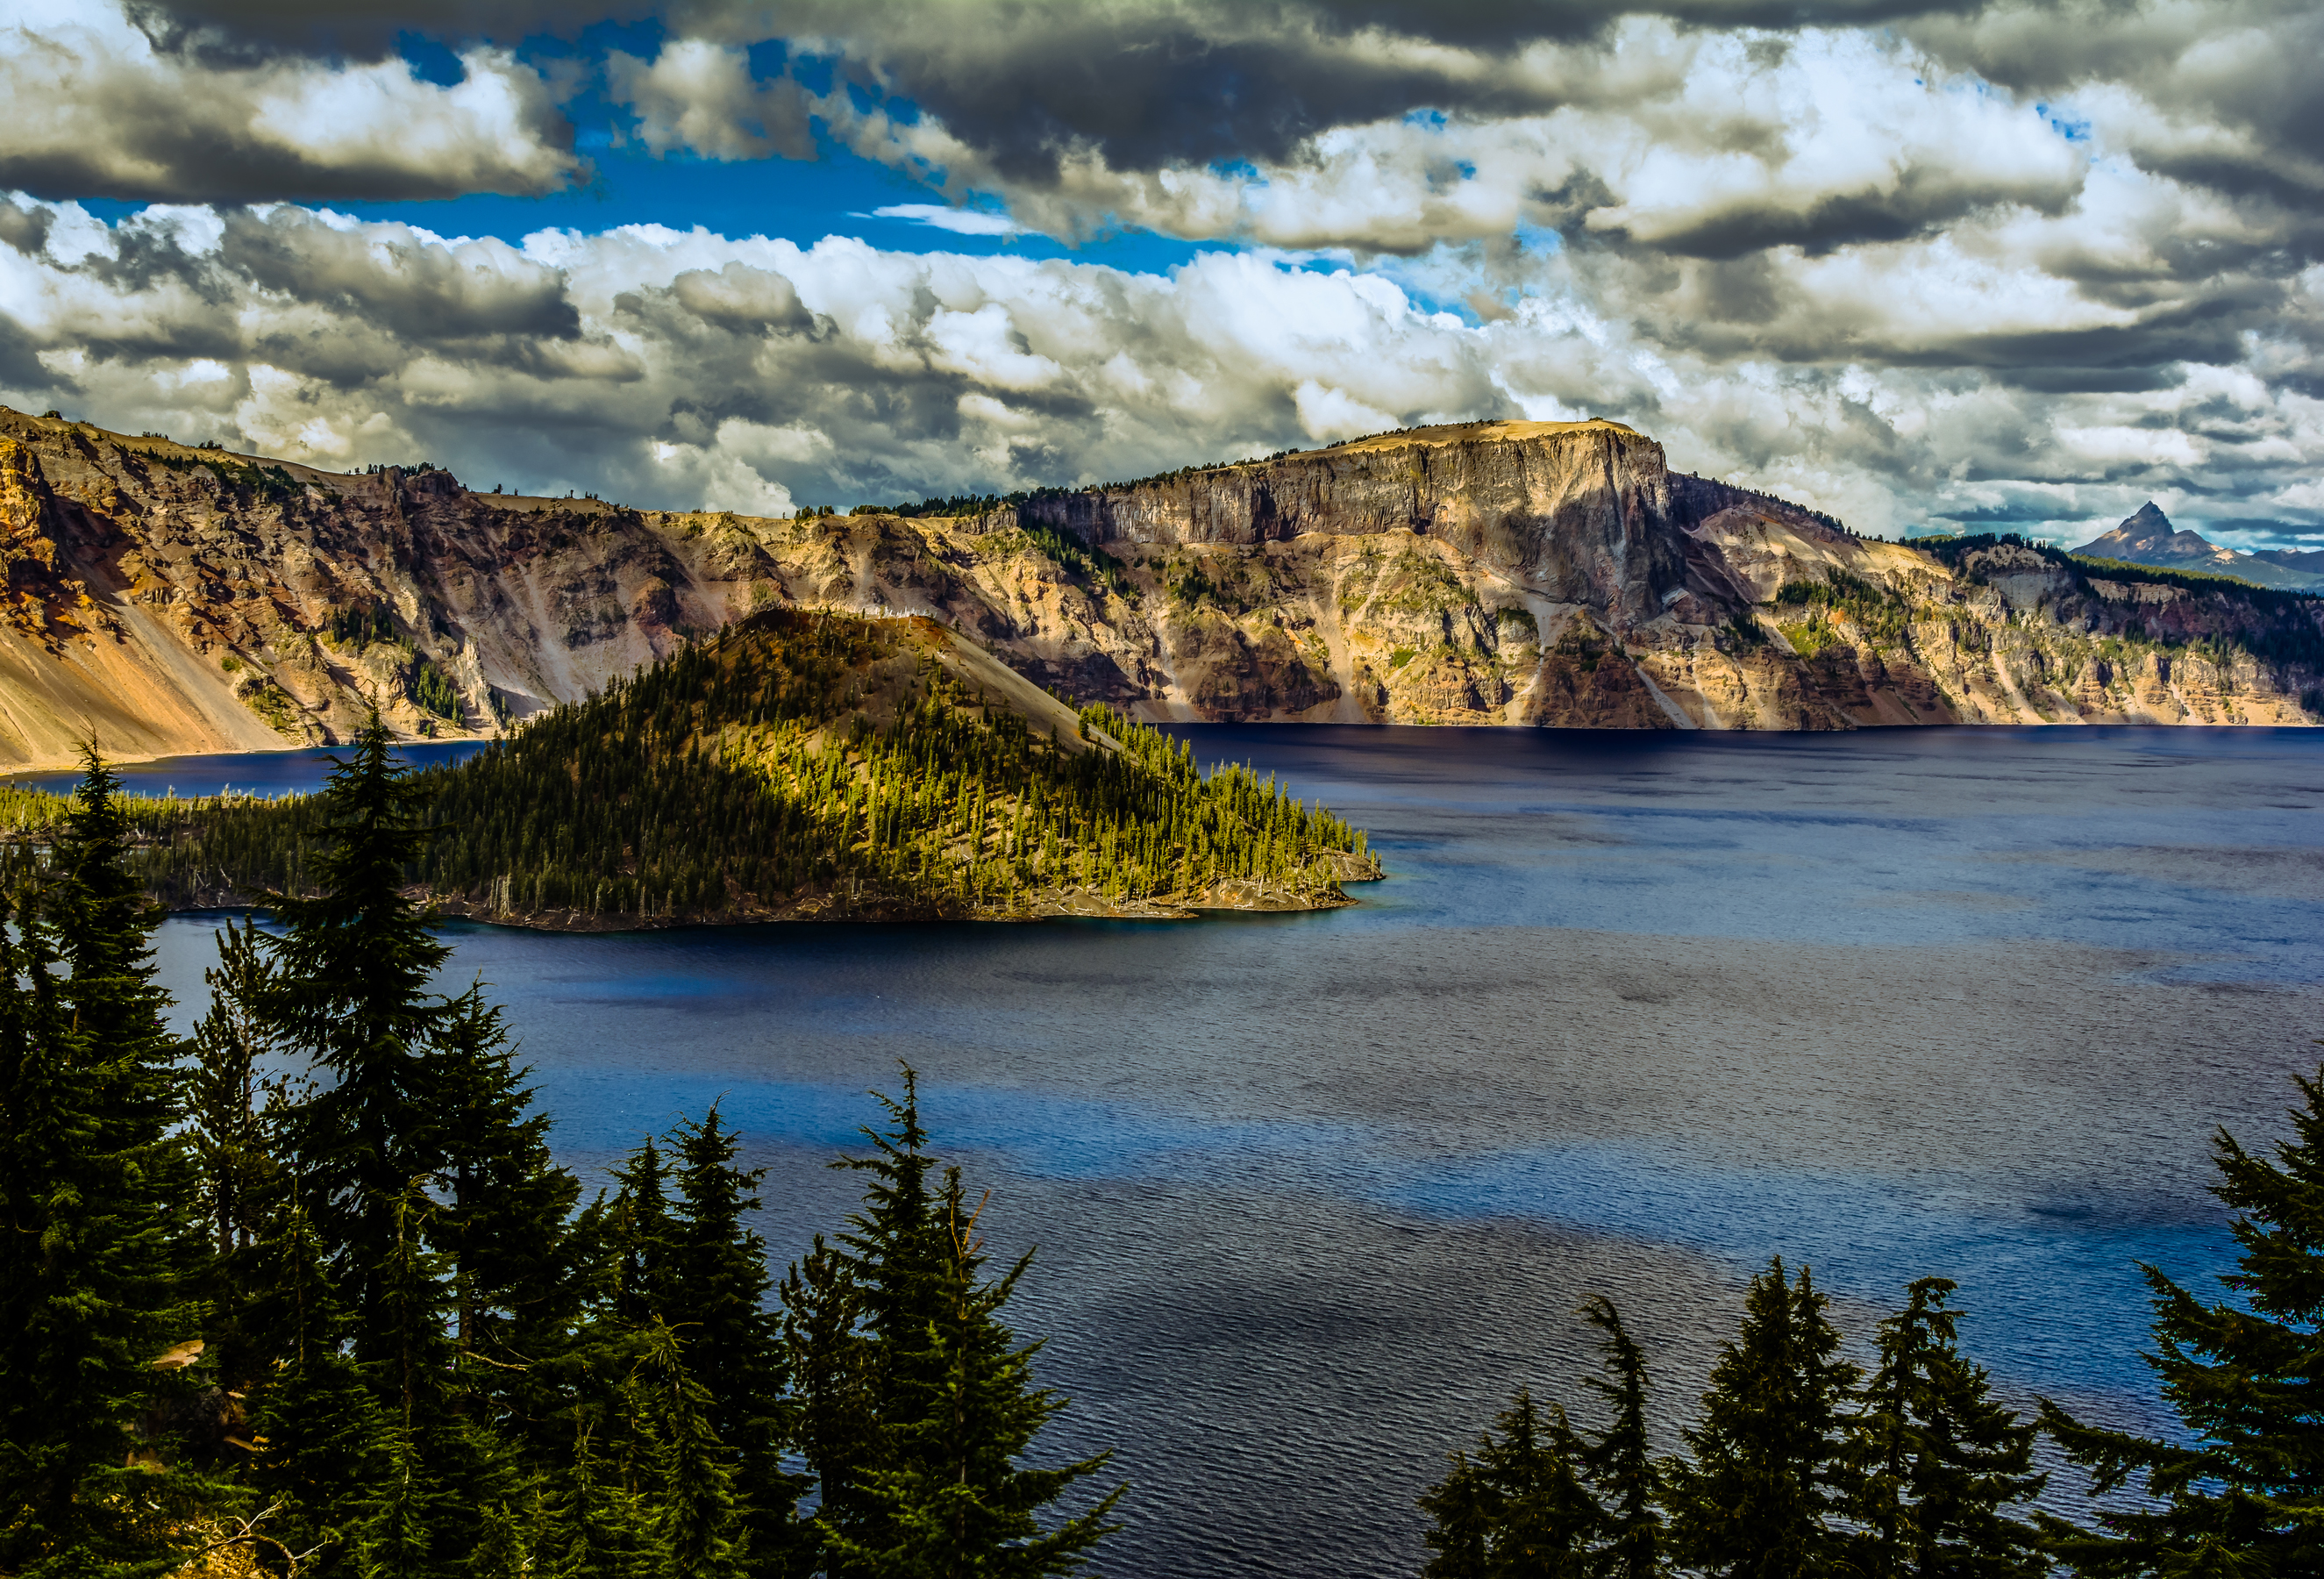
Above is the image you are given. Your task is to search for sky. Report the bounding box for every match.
[2,1,2320,547]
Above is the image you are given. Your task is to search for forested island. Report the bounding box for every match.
[0,609,1380,927]
[3,739,2319,1575]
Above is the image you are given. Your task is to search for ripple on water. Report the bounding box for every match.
[149,725,2324,1578]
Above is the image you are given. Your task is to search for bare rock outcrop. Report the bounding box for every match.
[0,407,2315,769]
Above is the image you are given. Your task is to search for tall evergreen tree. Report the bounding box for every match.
[0,753,213,1575]
[1844,1278,2046,1579]
[634,1321,747,1579]
[2041,1061,2324,1575]
[819,1168,1122,1578]
[1665,1258,1858,1579]
[185,914,286,1388]
[801,1064,947,1556]
[610,1138,678,1329]
[667,1107,807,1575]
[781,1234,875,1561]
[246,719,558,1575]
[1579,1297,1665,1579]
[1419,1389,1597,1579]
[263,711,459,1335]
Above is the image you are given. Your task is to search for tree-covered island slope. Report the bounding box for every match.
[2,608,1381,927]
[2,404,2319,770]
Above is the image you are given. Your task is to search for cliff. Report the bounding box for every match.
[0,407,2315,770]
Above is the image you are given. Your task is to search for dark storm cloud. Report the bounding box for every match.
[0,198,53,256]
[217,209,582,342]
[0,25,580,204]
[125,0,1986,179]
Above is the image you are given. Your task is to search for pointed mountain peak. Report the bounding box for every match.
[2124,500,2171,531]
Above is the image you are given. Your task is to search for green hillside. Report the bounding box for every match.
[4,609,1378,925]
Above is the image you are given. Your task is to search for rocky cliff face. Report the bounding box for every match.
[0,407,2314,769]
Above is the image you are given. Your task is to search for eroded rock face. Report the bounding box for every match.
[0,406,2314,769]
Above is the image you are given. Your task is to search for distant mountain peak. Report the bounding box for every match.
[2067,500,2324,591]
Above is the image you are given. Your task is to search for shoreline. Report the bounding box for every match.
[12,716,2323,781]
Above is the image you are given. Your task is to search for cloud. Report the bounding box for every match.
[0,0,579,201]
[866,204,1024,238]
[4,200,2320,553]
[604,38,813,161]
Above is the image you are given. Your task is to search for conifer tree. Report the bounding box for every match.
[667,1108,807,1575]
[263,711,459,1334]
[242,1190,395,1579]
[0,754,212,1575]
[781,1234,876,1558]
[820,1167,1122,1578]
[1579,1297,1665,1579]
[1844,1278,2045,1579]
[805,1064,947,1554]
[1419,1389,1597,1579]
[185,914,285,1386]
[1665,1258,1857,1579]
[2041,1062,2324,1575]
[635,1320,747,1579]
[610,1136,678,1327]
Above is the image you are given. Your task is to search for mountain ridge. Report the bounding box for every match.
[0,405,2318,770]
[2068,501,2324,592]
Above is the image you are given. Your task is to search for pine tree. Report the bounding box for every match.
[1844,1278,2045,1579]
[610,1136,678,1328]
[804,1063,947,1555]
[186,914,285,1388]
[0,753,213,1575]
[264,711,459,1334]
[243,1190,394,1578]
[2041,1061,2324,1575]
[781,1234,876,1563]
[1419,1389,1597,1579]
[635,1321,746,1579]
[820,1168,1122,1578]
[1665,1258,1858,1579]
[667,1107,807,1575]
[1579,1297,1665,1579]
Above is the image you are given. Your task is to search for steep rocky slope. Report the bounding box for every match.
[0,407,2316,768]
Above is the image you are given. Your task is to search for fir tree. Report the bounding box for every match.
[0,754,212,1575]
[1419,1389,1597,1579]
[610,1136,678,1328]
[242,1190,394,1577]
[667,1107,807,1575]
[1665,1258,1858,1579]
[781,1234,875,1561]
[185,914,285,1387]
[635,1320,747,1579]
[2041,1061,2324,1575]
[820,1168,1122,1578]
[1579,1297,1665,1579]
[804,1064,947,1555]
[263,711,458,1333]
[1844,1278,2045,1579]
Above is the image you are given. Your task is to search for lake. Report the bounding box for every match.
[132,725,2324,1577]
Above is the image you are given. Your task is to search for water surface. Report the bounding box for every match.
[153,725,2324,1577]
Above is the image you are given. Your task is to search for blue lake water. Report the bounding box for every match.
[144,725,2324,1577]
